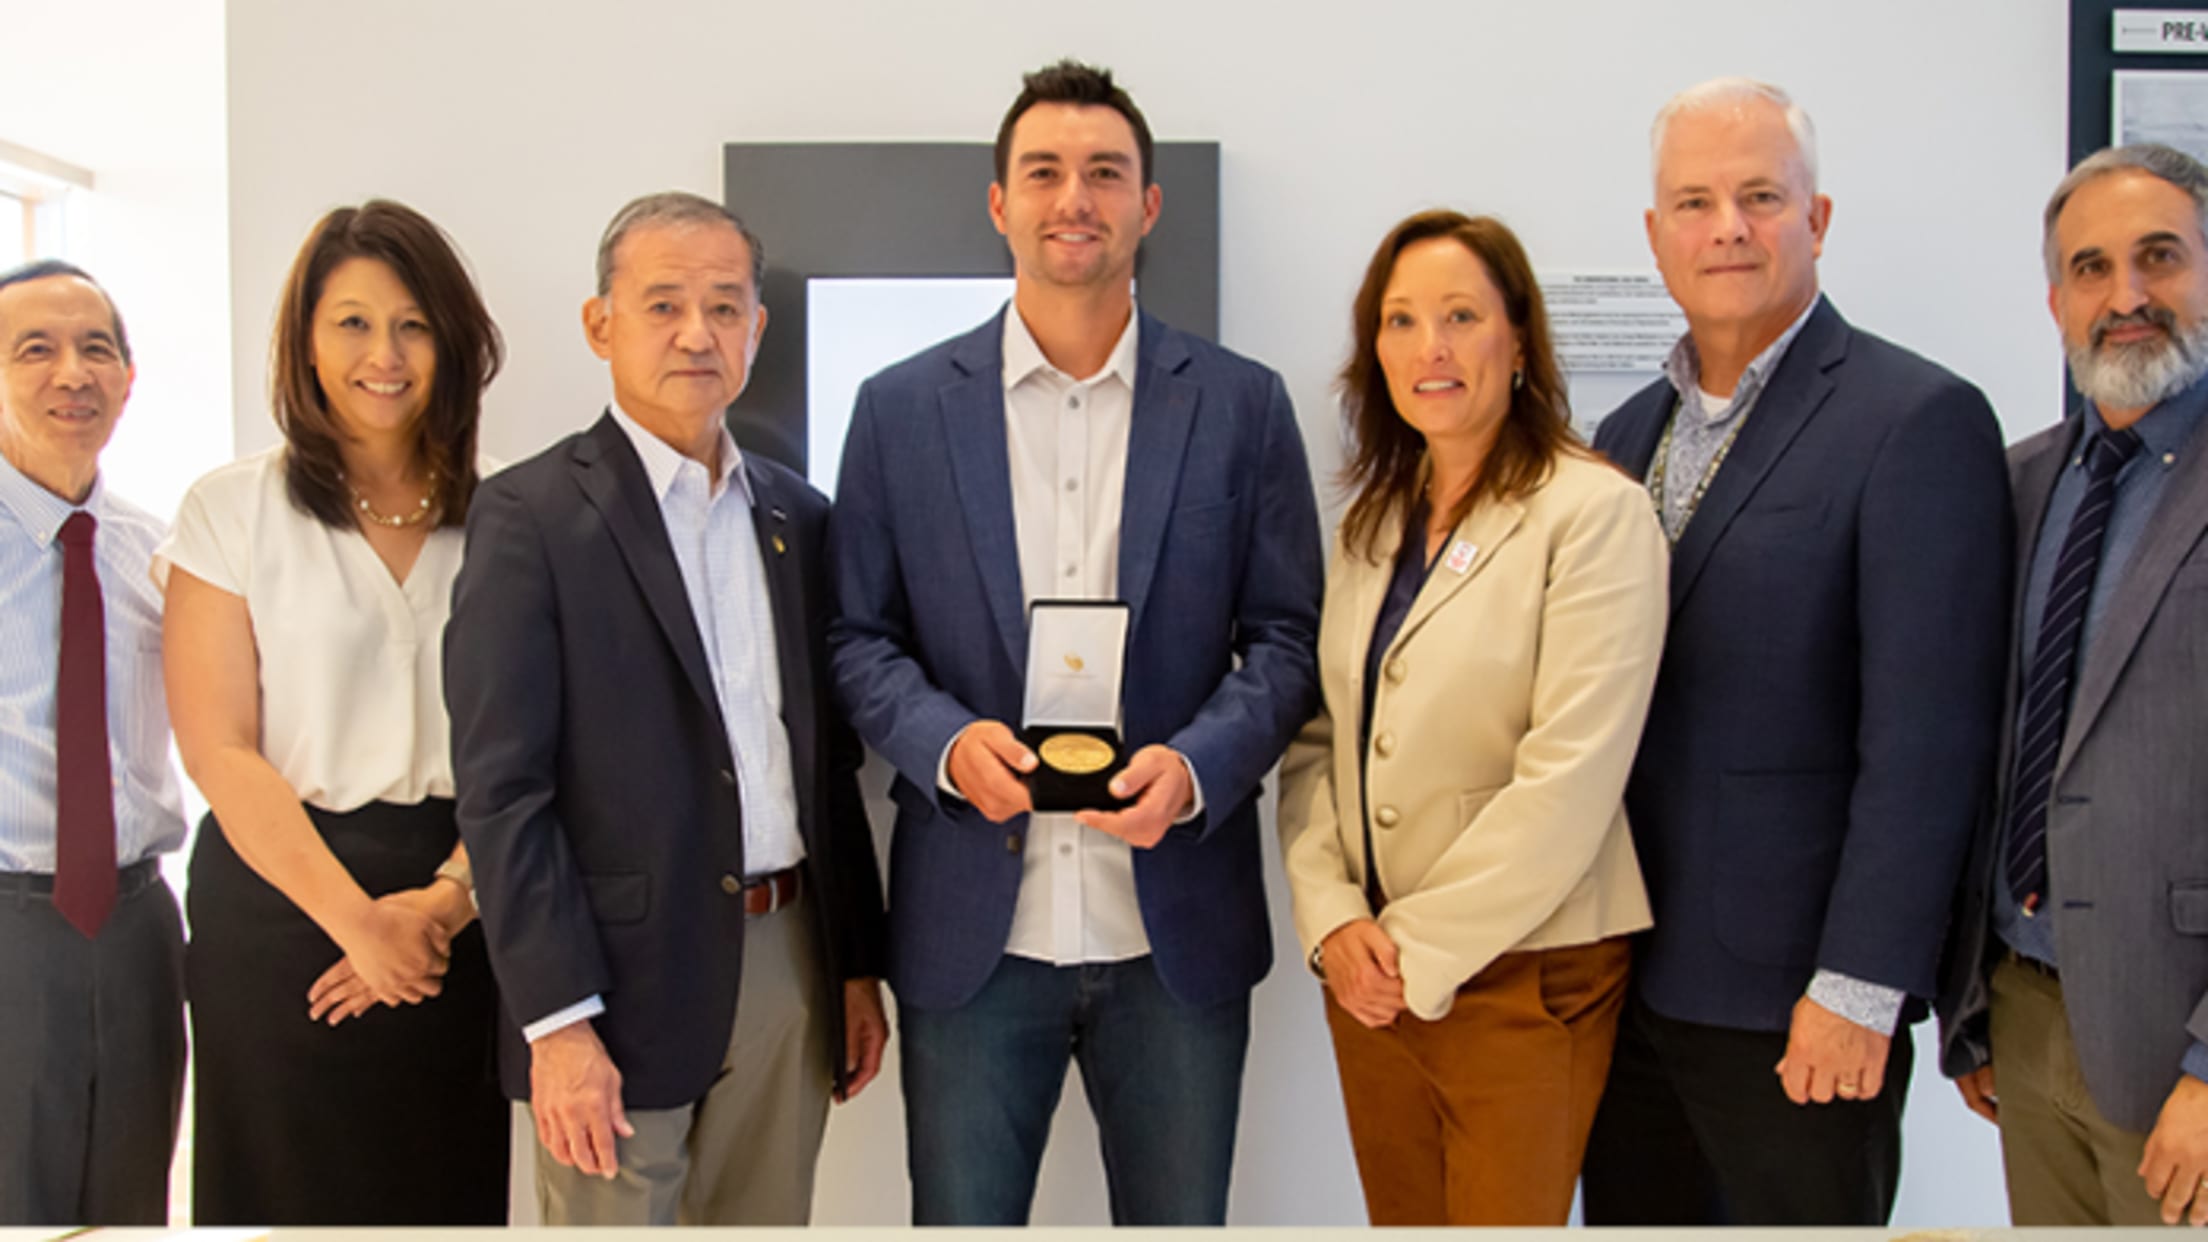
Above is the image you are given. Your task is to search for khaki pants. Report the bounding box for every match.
[1323,936,1630,1225]
[1988,953,2161,1227]
[535,897,831,1226]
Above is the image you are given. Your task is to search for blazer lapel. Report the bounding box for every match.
[571,412,726,732]
[1667,297,1846,616]
[2010,423,2072,602]
[743,459,812,763]
[940,314,1029,673]
[1993,423,2074,789]
[1604,384,1673,479]
[1118,313,1200,629]
[2060,414,2208,773]
[1337,526,1398,670]
[1391,497,1525,652]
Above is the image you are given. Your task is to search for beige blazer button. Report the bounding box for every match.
[1385,659,1407,683]
[1375,806,1400,828]
[1375,732,1396,758]
[720,874,742,895]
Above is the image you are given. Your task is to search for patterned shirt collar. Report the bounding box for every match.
[1661,294,1822,426]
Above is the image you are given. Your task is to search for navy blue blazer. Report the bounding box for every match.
[828,308,1323,1012]
[446,413,886,1109]
[1591,297,2010,1032]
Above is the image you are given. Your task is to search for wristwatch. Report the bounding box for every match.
[433,855,476,911]
[1308,940,1326,982]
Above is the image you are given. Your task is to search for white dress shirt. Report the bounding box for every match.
[998,304,1149,965]
[0,453,186,871]
[152,447,469,813]
[526,405,805,1041]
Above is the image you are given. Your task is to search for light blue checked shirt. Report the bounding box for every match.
[0,452,186,872]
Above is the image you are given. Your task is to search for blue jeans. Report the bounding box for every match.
[899,954,1249,1225]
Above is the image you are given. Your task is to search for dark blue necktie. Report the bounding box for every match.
[2005,426,2143,911]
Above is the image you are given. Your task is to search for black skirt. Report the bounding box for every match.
[186,798,507,1225]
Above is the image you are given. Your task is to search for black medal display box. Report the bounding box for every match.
[1020,725,1131,813]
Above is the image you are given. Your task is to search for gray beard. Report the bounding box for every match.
[2068,308,2208,413]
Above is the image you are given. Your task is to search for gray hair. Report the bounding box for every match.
[1650,77,1819,195]
[593,191,766,296]
[2042,143,2208,282]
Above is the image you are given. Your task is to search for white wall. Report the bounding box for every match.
[4,1,232,1221]
[0,0,233,520]
[226,0,2069,1227]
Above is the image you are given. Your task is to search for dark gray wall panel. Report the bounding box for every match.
[723,141,1219,471]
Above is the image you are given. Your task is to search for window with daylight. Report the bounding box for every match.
[0,139,90,267]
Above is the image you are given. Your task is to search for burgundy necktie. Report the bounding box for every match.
[54,510,116,937]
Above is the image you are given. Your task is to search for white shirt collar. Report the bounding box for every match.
[0,450,107,547]
[608,400,755,508]
[1001,300,1140,393]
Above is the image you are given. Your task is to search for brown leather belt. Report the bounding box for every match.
[743,867,801,917]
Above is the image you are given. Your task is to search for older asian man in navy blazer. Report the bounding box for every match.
[1576,78,2010,1226]
[448,193,888,1227]
[828,61,1321,1226]
[1940,143,2208,1228]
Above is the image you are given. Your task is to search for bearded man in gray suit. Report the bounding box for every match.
[1940,142,2208,1228]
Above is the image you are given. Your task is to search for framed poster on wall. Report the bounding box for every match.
[2111,68,2208,160]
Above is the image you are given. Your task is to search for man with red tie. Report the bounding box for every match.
[0,260,188,1226]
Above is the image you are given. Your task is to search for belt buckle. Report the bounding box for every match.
[745,869,793,917]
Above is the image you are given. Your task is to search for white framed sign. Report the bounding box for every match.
[2114,9,2208,52]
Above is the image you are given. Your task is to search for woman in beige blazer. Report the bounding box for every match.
[1279,209,1668,1225]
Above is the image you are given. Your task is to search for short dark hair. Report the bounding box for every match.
[994,59,1155,188]
[0,259,132,366]
[596,191,765,297]
[271,200,504,530]
[1337,210,1588,561]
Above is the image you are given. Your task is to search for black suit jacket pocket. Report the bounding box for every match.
[1168,495,1241,541]
[1725,499,1829,541]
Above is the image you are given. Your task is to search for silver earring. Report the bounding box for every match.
[1512,368,1524,391]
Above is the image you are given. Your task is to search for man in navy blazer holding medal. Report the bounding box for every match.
[1577,78,2010,1225]
[828,60,1322,1226]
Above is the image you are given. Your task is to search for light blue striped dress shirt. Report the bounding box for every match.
[0,452,187,872]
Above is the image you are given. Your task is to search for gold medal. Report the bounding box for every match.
[1038,733,1115,775]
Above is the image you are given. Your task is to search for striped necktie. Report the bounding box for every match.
[2004,425,2143,911]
